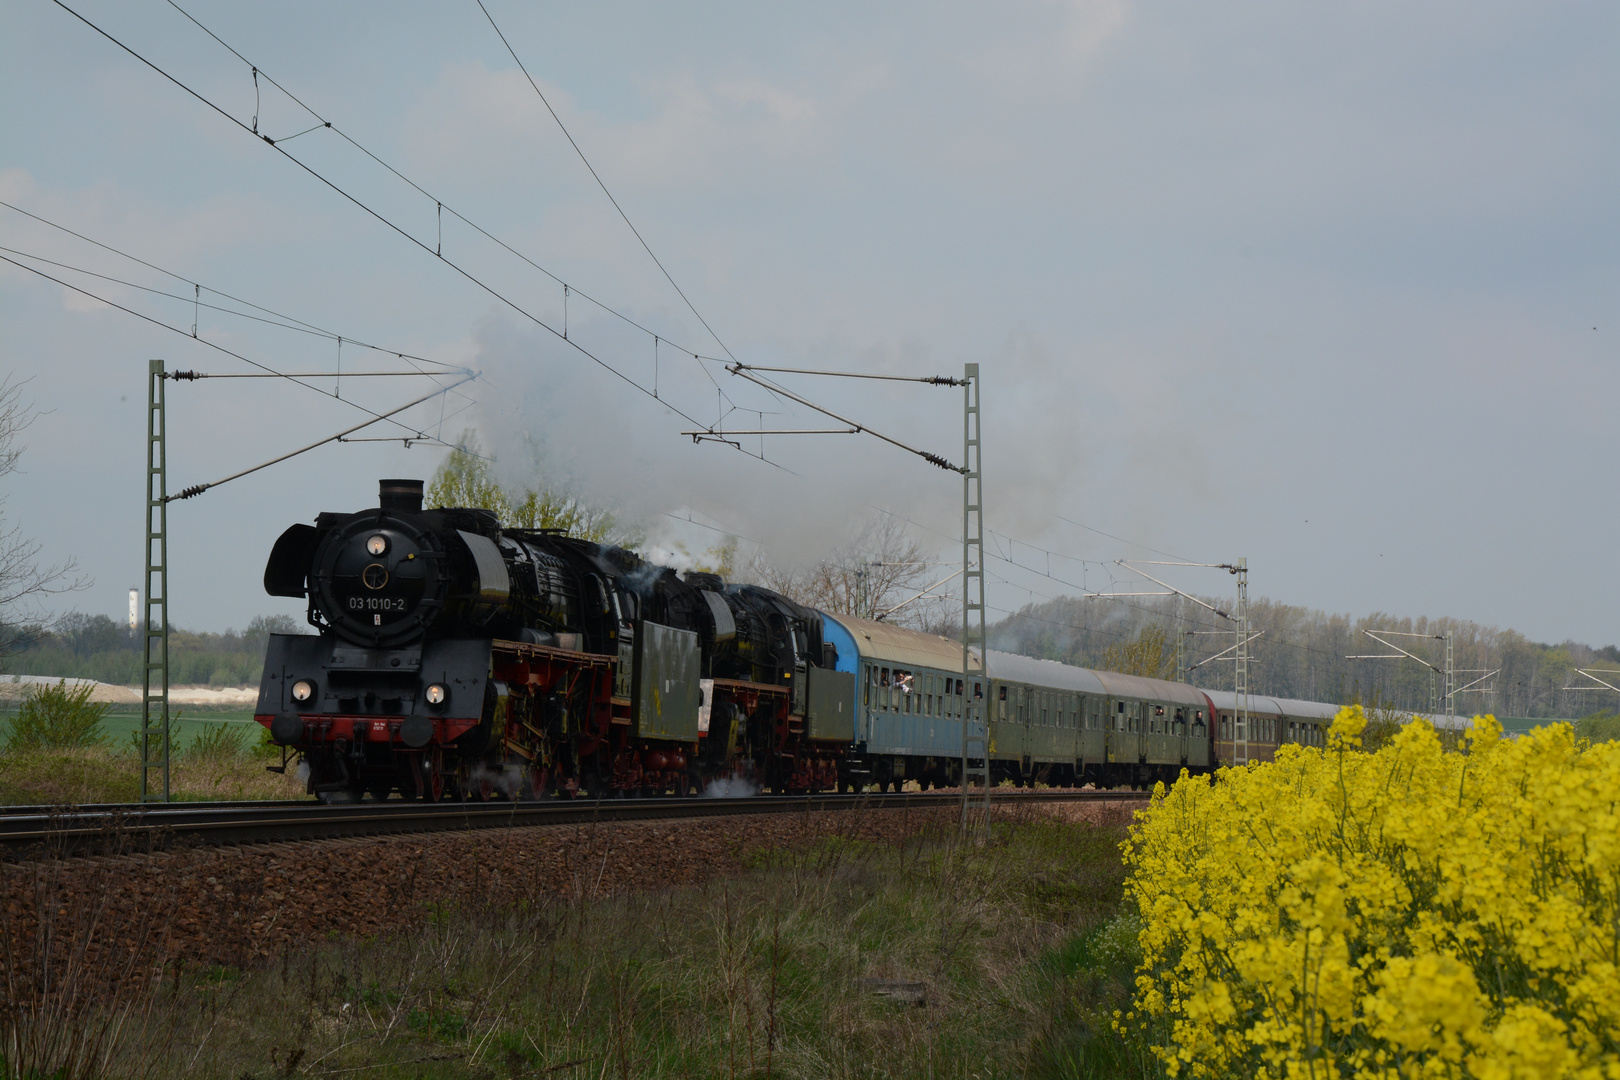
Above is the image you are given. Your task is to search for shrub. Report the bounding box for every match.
[4,681,109,751]
[184,722,247,761]
[1122,707,1620,1078]
[125,721,180,762]
[1575,710,1620,744]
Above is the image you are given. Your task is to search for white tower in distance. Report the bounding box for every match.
[129,588,139,638]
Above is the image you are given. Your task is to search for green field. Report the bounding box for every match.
[0,704,303,805]
[0,703,260,749]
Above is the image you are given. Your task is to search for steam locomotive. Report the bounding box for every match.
[254,479,854,801]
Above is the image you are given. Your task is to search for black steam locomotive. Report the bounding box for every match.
[255,479,853,801]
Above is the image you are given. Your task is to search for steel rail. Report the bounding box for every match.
[0,790,1149,854]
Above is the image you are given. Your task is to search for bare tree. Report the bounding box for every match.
[744,515,960,634]
[0,377,88,657]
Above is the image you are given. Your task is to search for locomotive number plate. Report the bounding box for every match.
[347,597,408,612]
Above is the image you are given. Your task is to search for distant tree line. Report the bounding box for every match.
[990,594,1620,720]
[0,612,307,687]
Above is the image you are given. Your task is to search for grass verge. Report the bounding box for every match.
[2,813,1151,1079]
[0,738,300,805]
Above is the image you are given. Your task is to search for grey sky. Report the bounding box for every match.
[1,1,1615,645]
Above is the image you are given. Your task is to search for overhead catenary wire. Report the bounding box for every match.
[63,0,941,476]
[160,0,740,419]
[0,207,482,443]
[727,364,965,387]
[656,511,763,547]
[0,253,472,452]
[473,0,742,368]
[167,371,440,379]
[874,506,1356,667]
[166,374,477,502]
[0,248,466,382]
[872,505,1226,635]
[1055,515,1196,564]
[0,201,463,372]
[50,0,763,459]
[725,365,963,472]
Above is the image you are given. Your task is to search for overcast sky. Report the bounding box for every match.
[1,0,1615,648]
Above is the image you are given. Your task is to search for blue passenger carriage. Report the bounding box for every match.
[820,614,982,791]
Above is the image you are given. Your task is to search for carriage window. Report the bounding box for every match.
[1042,708,1049,726]
[999,686,1008,700]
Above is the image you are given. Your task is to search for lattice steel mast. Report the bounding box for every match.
[960,363,989,823]
[1232,558,1249,767]
[141,359,171,802]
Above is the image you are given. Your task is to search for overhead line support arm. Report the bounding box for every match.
[723,364,964,473]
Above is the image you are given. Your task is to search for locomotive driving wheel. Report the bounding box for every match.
[526,763,551,800]
[413,751,444,802]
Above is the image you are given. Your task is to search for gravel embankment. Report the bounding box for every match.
[2,800,1134,973]
[0,806,914,969]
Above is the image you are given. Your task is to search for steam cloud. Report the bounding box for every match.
[467,310,1216,579]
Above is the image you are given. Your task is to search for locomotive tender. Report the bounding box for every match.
[255,480,1339,800]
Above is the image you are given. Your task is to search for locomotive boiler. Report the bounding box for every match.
[254,479,855,801]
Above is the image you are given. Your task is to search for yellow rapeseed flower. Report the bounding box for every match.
[1121,710,1620,1079]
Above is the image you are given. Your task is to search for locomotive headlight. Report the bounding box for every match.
[291,679,316,703]
[425,683,447,706]
[366,534,389,557]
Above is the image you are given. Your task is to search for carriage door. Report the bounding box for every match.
[1022,687,1035,771]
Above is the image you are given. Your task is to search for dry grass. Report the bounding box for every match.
[1,812,1149,1080]
[0,743,302,805]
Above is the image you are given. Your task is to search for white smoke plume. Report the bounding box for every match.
[702,774,760,798]
[466,762,529,799]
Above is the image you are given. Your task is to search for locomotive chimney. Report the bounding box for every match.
[379,478,424,513]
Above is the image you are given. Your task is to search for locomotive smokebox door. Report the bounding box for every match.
[632,621,701,741]
[806,667,856,742]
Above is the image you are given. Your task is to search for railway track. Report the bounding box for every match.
[0,789,1149,854]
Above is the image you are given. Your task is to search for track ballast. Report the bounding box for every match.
[0,789,1150,854]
